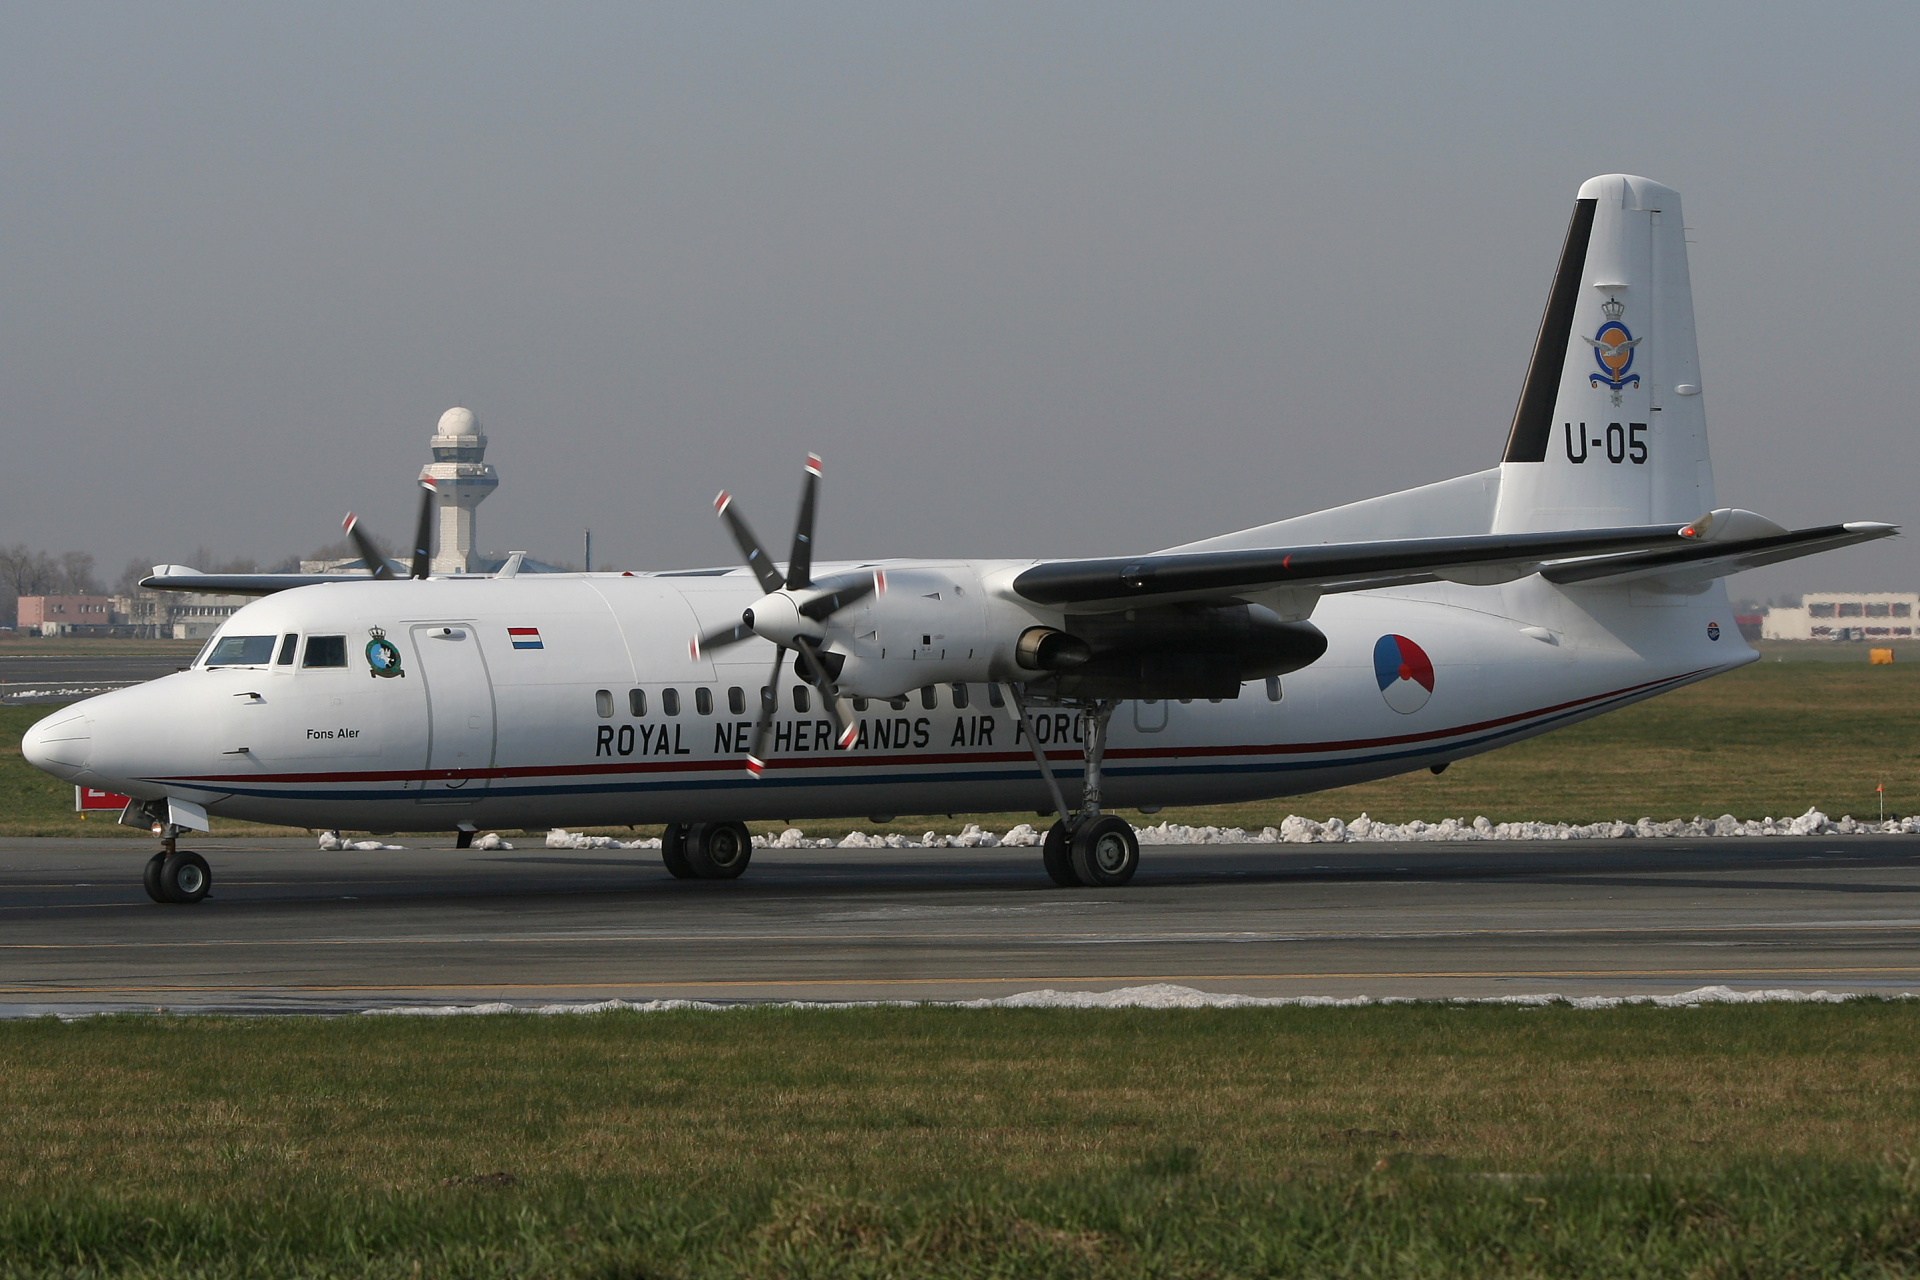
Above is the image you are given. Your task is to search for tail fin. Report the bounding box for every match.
[1492,174,1710,534]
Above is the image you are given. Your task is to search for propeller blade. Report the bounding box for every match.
[786,452,821,591]
[796,569,883,622]
[342,513,397,581]
[690,617,756,661]
[745,645,787,777]
[792,636,855,749]
[410,472,437,580]
[714,491,786,595]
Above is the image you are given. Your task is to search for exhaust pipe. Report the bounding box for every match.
[1016,626,1092,671]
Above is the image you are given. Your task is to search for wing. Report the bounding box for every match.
[140,570,361,597]
[1010,523,1705,611]
[1009,514,1898,613]
[1541,521,1896,588]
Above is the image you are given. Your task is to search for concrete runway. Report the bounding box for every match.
[0,651,195,704]
[5,834,1920,1015]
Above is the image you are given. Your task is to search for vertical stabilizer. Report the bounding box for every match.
[1492,175,1710,533]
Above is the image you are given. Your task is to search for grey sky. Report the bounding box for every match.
[2,3,1912,598]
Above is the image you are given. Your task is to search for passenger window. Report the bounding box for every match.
[1266,677,1282,702]
[302,636,348,668]
[987,685,1004,708]
[663,688,680,716]
[853,697,869,712]
[276,634,298,665]
[205,635,277,666]
[595,689,614,718]
[695,687,713,716]
[951,683,969,709]
[793,686,810,713]
[917,686,935,710]
[629,689,647,717]
[728,687,745,715]
[888,695,908,711]
[761,686,777,714]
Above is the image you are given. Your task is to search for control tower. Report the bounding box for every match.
[424,407,498,574]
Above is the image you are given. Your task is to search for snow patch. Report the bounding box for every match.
[316,832,406,851]
[1136,807,1920,845]
[545,829,662,850]
[363,982,1906,1017]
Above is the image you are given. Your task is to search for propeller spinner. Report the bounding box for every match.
[692,454,883,775]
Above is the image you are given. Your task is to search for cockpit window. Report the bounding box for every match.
[204,635,277,666]
[303,636,349,668]
[275,634,298,665]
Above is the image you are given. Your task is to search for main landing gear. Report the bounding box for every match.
[1006,688,1141,888]
[143,835,213,904]
[660,821,754,880]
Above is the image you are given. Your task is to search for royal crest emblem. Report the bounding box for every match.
[365,626,405,679]
[1584,296,1641,406]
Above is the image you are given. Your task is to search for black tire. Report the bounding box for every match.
[1042,820,1081,887]
[1070,816,1139,887]
[142,851,168,903]
[685,821,753,880]
[661,823,696,879]
[158,851,212,904]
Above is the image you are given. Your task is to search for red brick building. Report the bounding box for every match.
[17,595,116,635]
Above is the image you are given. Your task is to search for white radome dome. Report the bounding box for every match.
[436,406,480,437]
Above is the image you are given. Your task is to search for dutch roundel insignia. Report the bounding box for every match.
[1373,634,1435,714]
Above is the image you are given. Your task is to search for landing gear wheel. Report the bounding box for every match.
[685,821,753,880]
[1070,816,1138,888]
[142,852,168,903]
[661,823,696,879]
[157,851,212,904]
[1042,820,1081,887]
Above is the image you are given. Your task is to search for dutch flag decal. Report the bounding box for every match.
[508,627,543,650]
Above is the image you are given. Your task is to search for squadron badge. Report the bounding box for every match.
[1585,296,1641,406]
[365,627,405,678]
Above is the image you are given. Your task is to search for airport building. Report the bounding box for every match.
[110,591,252,641]
[16,595,115,636]
[302,406,539,575]
[1762,592,1919,642]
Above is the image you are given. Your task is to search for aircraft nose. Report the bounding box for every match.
[21,708,91,780]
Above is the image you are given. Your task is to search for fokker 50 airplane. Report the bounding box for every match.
[22,174,1896,904]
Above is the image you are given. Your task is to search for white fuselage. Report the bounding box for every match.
[29,564,1752,832]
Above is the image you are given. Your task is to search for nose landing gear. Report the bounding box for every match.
[143,836,213,904]
[1005,687,1140,888]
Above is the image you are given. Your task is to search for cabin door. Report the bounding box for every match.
[411,623,496,799]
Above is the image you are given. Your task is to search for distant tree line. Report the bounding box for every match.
[0,546,102,629]
[0,544,310,630]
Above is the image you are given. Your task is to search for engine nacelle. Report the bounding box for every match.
[814,562,1327,702]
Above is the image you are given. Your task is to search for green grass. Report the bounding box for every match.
[6,652,1916,837]
[4,1005,1920,1276]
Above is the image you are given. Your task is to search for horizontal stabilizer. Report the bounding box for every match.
[1541,521,1898,588]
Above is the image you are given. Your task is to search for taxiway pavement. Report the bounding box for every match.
[5,835,1919,1014]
